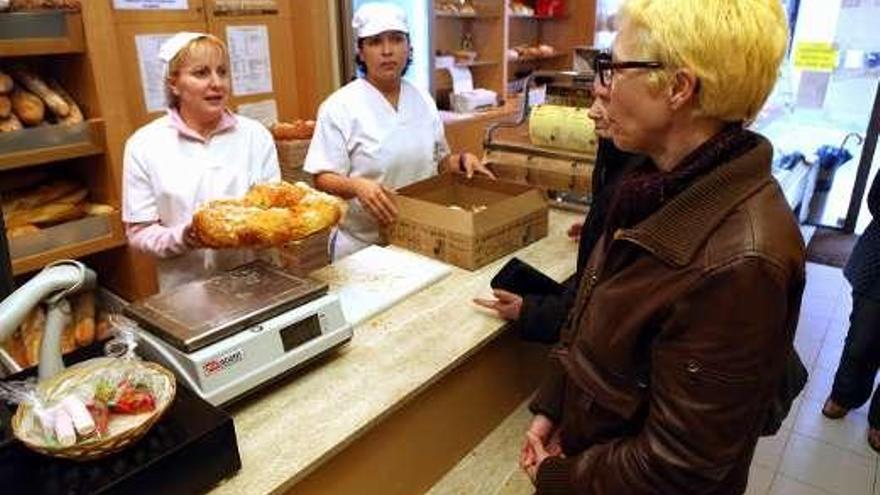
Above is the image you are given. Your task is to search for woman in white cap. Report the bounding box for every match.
[122,32,280,291]
[305,2,494,261]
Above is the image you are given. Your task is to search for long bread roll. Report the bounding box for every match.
[72,291,95,347]
[0,113,23,132]
[10,66,69,117]
[0,70,12,94]
[0,95,10,118]
[46,78,83,125]
[21,306,46,367]
[1,179,81,212]
[11,87,44,126]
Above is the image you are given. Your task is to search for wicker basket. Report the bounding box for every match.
[11,357,176,462]
[276,139,311,184]
[277,228,331,275]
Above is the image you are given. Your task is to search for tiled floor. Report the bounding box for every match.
[429,262,880,495]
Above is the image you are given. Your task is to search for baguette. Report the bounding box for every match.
[4,200,86,228]
[72,291,95,347]
[1,179,81,212]
[10,66,69,117]
[61,313,76,354]
[95,310,112,341]
[0,113,23,132]
[6,224,40,238]
[1,329,30,368]
[46,78,83,125]
[0,95,10,118]
[21,306,45,367]
[0,70,12,94]
[84,203,115,216]
[11,87,44,126]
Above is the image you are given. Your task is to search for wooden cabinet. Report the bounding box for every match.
[0,4,156,299]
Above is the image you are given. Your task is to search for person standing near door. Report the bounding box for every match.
[823,169,880,452]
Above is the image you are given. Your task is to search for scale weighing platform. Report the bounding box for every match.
[125,261,352,407]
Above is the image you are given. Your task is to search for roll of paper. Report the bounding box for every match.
[529,104,597,153]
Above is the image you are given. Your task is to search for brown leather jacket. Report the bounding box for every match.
[531,137,806,495]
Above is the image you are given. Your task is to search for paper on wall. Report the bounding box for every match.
[135,33,176,113]
[114,0,188,9]
[236,99,278,127]
[226,25,273,96]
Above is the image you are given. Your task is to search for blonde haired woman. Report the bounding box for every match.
[122,33,280,291]
[521,1,806,493]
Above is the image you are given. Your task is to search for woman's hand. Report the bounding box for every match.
[352,177,398,225]
[521,414,562,484]
[473,288,523,320]
[446,152,496,179]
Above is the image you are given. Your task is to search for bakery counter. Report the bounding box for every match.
[208,208,581,495]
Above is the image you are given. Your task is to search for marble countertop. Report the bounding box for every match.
[208,209,581,495]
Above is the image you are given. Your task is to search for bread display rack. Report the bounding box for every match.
[0,4,145,300]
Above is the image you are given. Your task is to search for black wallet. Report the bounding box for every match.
[490,257,565,296]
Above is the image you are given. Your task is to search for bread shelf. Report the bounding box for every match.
[436,60,499,69]
[0,119,106,172]
[0,11,85,56]
[508,52,568,65]
[509,14,569,20]
[10,212,125,276]
[435,12,501,19]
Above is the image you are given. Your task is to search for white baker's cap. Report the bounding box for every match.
[158,31,208,78]
[352,2,408,39]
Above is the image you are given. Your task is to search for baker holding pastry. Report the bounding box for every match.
[304,2,494,261]
[122,32,280,291]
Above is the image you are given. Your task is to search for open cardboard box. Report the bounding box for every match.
[386,174,548,270]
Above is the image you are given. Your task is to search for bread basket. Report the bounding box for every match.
[11,357,176,461]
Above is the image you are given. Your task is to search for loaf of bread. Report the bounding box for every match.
[0,70,12,94]
[0,113,23,132]
[11,87,45,126]
[2,179,81,212]
[72,291,95,347]
[0,95,10,118]
[271,120,315,140]
[6,224,40,238]
[4,198,86,228]
[21,306,45,367]
[84,203,115,216]
[46,78,83,125]
[10,66,69,117]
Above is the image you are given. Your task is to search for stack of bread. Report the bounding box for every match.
[0,65,84,133]
[2,178,115,239]
[0,0,80,11]
[1,291,113,369]
[271,119,315,141]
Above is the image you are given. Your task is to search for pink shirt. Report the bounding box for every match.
[126,108,238,258]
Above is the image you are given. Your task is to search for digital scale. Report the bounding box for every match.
[124,261,352,407]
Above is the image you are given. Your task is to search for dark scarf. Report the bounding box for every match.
[603,124,758,236]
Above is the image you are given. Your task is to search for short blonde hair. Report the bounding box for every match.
[164,34,228,108]
[620,0,788,123]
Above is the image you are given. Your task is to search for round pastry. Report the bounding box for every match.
[191,181,343,249]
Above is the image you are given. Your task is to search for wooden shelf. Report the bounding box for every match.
[508,53,568,65]
[435,12,500,19]
[0,119,106,172]
[0,11,85,56]
[437,60,499,69]
[11,213,125,276]
[509,14,569,20]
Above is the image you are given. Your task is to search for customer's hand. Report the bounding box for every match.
[449,152,496,179]
[567,222,583,241]
[473,288,523,320]
[352,177,398,225]
[521,414,562,483]
[183,223,203,249]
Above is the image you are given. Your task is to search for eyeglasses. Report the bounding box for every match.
[592,52,663,87]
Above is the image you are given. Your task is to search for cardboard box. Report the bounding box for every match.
[386,175,548,270]
[485,149,594,195]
